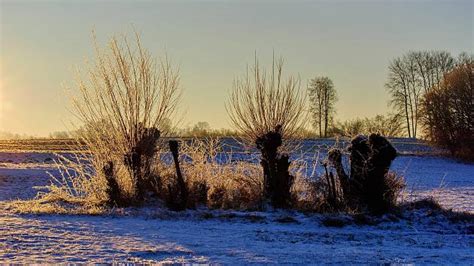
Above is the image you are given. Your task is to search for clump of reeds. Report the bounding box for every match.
[290,152,331,212]
[227,55,307,208]
[9,152,109,214]
[289,149,349,213]
[161,137,264,210]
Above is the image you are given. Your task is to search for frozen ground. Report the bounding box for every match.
[1,143,473,263]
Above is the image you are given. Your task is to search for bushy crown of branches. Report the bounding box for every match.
[226,55,306,142]
[71,31,181,160]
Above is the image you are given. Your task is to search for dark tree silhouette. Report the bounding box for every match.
[166,140,188,211]
[328,134,399,214]
[256,125,294,208]
[308,77,337,138]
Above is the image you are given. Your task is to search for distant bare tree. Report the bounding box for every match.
[412,51,455,94]
[0,131,25,140]
[180,121,211,137]
[307,77,337,138]
[386,51,455,138]
[386,57,412,137]
[412,51,455,137]
[456,52,474,67]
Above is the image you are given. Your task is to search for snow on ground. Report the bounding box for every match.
[2,207,472,264]
[1,148,474,263]
[391,156,474,213]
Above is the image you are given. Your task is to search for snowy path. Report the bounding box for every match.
[1,153,474,263]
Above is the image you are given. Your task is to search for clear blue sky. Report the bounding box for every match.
[1,0,472,136]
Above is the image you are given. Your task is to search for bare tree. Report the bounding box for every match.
[307,77,337,138]
[227,55,306,208]
[386,57,412,137]
[406,53,422,138]
[386,51,455,138]
[412,51,454,94]
[71,31,181,204]
[227,56,306,142]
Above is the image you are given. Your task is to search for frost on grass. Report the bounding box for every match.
[10,138,263,214]
[9,152,108,215]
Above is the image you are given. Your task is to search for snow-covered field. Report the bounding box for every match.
[1,140,473,263]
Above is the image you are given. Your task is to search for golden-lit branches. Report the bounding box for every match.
[63,31,181,205]
[226,56,307,143]
[72,31,180,160]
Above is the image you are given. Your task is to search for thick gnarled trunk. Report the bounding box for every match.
[328,134,398,214]
[256,125,294,208]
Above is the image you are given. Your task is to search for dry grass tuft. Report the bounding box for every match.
[9,200,106,215]
[11,152,116,214]
[177,138,264,210]
[383,171,406,208]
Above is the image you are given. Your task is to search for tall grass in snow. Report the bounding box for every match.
[158,138,264,210]
[12,153,108,214]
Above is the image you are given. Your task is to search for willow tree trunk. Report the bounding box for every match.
[256,125,294,208]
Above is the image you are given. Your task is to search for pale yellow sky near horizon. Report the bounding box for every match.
[0,0,472,137]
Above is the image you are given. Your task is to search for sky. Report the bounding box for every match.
[0,0,472,137]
